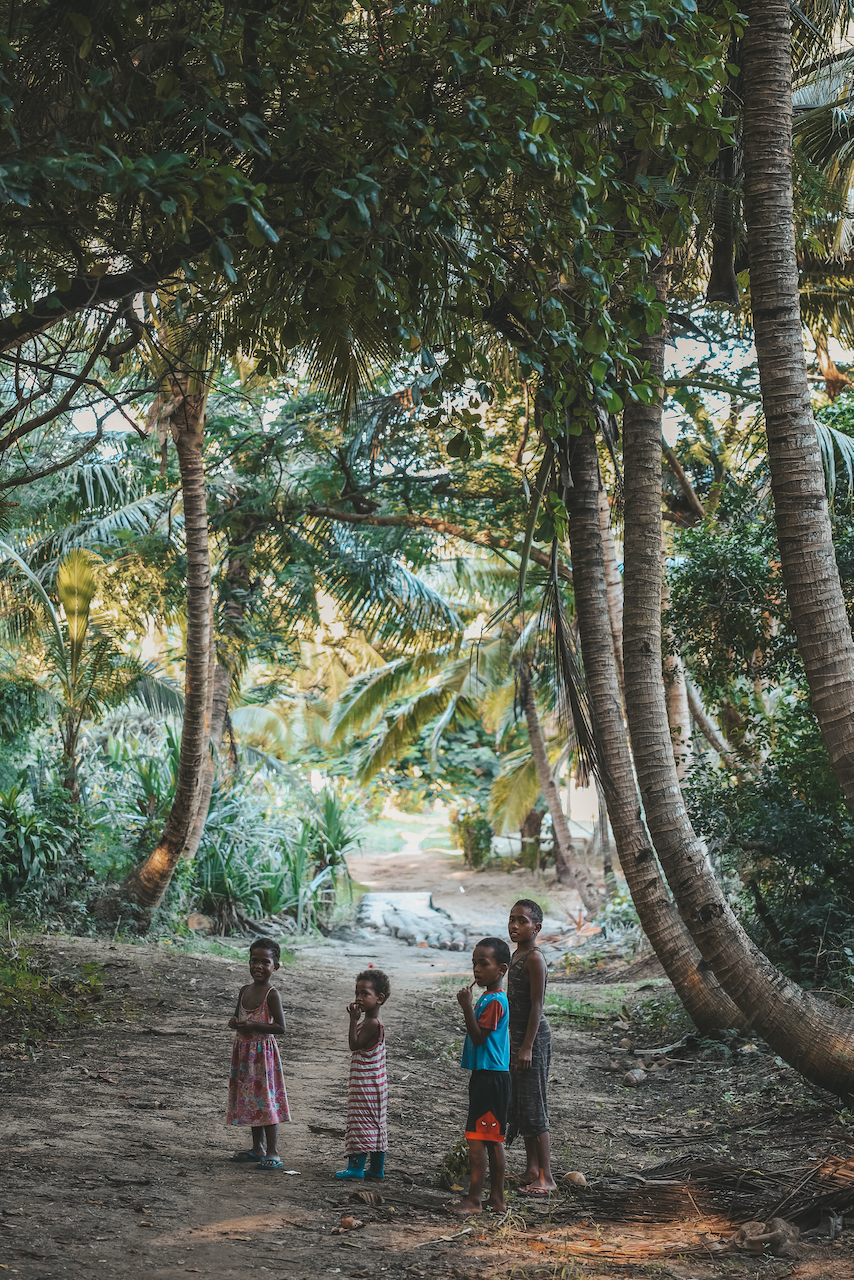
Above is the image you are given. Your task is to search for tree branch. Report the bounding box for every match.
[304,504,572,582]
[0,314,119,457]
[685,676,757,773]
[662,438,707,523]
[0,421,105,490]
[0,232,211,355]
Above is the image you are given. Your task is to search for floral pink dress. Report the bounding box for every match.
[226,988,290,1127]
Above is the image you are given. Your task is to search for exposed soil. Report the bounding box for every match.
[2,832,854,1279]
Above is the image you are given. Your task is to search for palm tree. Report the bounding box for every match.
[740,0,854,818]
[621,268,854,1094]
[0,545,157,800]
[565,428,741,1031]
[329,624,602,913]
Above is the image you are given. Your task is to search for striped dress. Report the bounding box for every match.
[344,1024,388,1155]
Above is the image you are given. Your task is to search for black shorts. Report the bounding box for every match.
[465,1070,511,1143]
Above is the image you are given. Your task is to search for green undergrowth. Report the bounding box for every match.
[436,1136,471,1189]
[0,935,105,1046]
[544,987,629,1024]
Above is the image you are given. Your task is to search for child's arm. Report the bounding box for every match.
[227,987,245,1030]
[457,984,495,1047]
[348,1001,381,1051]
[236,988,286,1036]
[515,951,547,1070]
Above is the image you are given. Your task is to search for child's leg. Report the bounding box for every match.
[485,1141,506,1212]
[521,1135,539,1184]
[263,1123,278,1157]
[521,1131,556,1192]
[250,1126,267,1157]
[447,1140,486,1215]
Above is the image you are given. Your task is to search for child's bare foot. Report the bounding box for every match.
[519,1167,539,1186]
[446,1197,483,1216]
[487,1194,506,1213]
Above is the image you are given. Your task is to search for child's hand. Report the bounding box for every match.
[347,1001,362,1019]
[457,981,475,1008]
[514,1045,533,1071]
[228,1016,239,1030]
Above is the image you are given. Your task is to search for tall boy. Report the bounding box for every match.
[448,936,511,1215]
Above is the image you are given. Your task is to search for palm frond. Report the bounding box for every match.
[356,686,459,782]
[537,564,597,784]
[815,418,854,499]
[230,704,292,754]
[427,691,480,767]
[55,549,99,674]
[131,674,185,718]
[487,752,542,834]
[0,539,62,647]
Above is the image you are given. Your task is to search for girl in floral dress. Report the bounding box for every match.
[226,937,290,1170]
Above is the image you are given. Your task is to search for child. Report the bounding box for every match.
[507,899,555,1195]
[226,937,290,1171]
[448,936,511,1216]
[336,968,390,1181]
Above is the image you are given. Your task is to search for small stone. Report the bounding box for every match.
[563,1171,587,1188]
[186,913,214,933]
[622,1068,647,1087]
[618,1038,633,1050]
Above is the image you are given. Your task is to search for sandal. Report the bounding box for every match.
[255,1156,284,1171]
[230,1150,264,1163]
[518,1186,555,1198]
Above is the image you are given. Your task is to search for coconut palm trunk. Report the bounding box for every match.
[743,0,854,811]
[598,487,625,697]
[518,662,601,914]
[122,375,213,915]
[621,279,854,1093]
[566,425,741,1031]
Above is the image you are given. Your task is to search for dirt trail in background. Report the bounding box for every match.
[1,926,853,1280]
[348,812,590,937]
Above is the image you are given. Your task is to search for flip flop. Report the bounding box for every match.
[230,1151,264,1163]
[518,1186,555,1198]
[255,1156,284,1171]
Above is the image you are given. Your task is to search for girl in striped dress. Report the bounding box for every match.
[336,968,390,1181]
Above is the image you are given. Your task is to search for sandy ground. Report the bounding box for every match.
[2,834,853,1280]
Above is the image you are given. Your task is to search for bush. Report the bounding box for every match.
[686,696,854,989]
[0,773,90,917]
[451,807,493,868]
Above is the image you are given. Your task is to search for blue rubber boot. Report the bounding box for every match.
[365,1151,385,1181]
[335,1154,366,1180]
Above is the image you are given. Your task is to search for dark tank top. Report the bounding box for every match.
[507,950,550,1045]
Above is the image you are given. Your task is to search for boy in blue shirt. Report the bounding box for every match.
[448,936,511,1215]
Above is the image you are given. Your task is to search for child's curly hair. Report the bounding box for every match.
[357,968,391,1001]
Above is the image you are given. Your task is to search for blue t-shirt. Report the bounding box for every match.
[460,990,510,1072]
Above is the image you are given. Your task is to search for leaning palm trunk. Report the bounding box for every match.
[566,425,741,1031]
[661,555,692,780]
[598,487,625,697]
[122,375,213,915]
[622,282,854,1092]
[183,661,233,861]
[743,0,854,812]
[519,662,601,914]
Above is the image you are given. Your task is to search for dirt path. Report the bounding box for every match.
[2,925,853,1280]
[348,811,591,936]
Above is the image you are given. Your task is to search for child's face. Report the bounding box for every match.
[354,977,383,1014]
[471,944,506,989]
[508,903,541,945]
[249,948,279,982]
